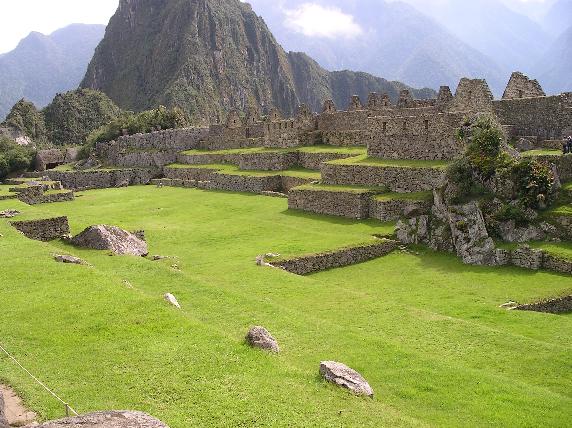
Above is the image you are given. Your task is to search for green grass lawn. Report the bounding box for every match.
[521,149,563,157]
[0,186,571,427]
[328,155,450,169]
[166,164,322,180]
[0,184,13,196]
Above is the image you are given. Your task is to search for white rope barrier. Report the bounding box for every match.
[0,342,79,417]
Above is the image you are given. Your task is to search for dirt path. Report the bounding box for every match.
[0,385,36,427]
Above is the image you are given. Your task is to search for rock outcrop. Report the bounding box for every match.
[246,326,280,353]
[71,225,148,256]
[397,191,504,266]
[319,361,374,397]
[34,410,168,427]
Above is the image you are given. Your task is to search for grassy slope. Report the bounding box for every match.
[0,187,571,427]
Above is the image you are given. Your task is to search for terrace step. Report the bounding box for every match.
[321,156,448,193]
[162,164,318,194]
[287,184,434,220]
[176,145,366,171]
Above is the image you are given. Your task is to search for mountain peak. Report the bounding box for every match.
[81,0,432,123]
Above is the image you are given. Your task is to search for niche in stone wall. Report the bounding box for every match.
[424,120,429,131]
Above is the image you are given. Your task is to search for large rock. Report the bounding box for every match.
[245,326,279,353]
[319,361,373,397]
[71,225,148,256]
[34,411,168,427]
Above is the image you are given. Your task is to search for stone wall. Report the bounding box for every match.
[288,188,374,219]
[493,94,572,140]
[317,110,368,132]
[515,295,572,314]
[46,168,159,190]
[321,163,446,192]
[238,152,299,171]
[369,198,431,222]
[321,130,369,146]
[367,113,466,160]
[502,72,545,100]
[451,78,494,113]
[10,216,70,241]
[272,239,398,275]
[96,128,210,168]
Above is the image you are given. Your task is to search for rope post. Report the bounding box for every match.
[65,403,70,417]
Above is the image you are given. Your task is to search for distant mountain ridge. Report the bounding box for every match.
[0,24,105,120]
[249,0,507,96]
[81,0,434,123]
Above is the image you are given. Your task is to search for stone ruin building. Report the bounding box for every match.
[15,71,572,274]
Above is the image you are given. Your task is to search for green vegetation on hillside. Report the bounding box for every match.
[43,89,121,146]
[0,187,570,427]
[2,99,47,143]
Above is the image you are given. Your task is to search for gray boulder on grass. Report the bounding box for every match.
[71,225,148,256]
[54,254,85,265]
[246,326,280,353]
[319,361,374,397]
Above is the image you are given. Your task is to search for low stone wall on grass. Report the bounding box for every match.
[10,216,70,241]
[515,295,572,314]
[288,188,374,219]
[17,187,75,205]
[271,239,398,275]
[321,163,446,192]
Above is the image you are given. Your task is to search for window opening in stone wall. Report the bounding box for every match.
[424,120,429,131]
[402,121,407,130]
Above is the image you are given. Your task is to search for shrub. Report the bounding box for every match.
[511,158,554,209]
[0,137,35,179]
[494,204,528,226]
[464,115,505,179]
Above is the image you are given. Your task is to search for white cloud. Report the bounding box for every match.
[284,3,363,39]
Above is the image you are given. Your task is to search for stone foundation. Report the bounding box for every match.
[10,217,70,241]
[272,239,398,275]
